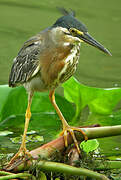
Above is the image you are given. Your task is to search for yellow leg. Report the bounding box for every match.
[49,90,88,154]
[8,92,33,165]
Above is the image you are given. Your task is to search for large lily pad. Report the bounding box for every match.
[63,77,121,121]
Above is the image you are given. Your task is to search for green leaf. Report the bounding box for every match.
[0,131,13,136]
[0,85,27,122]
[10,134,44,144]
[80,139,99,154]
[63,77,121,120]
[39,171,47,180]
[0,85,75,122]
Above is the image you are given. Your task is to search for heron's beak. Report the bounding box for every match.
[75,29,112,56]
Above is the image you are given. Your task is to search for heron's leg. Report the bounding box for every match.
[8,92,33,164]
[19,92,33,152]
[49,90,88,153]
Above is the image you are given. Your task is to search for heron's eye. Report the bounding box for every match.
[69,28,77,36]
[70,29,75,33]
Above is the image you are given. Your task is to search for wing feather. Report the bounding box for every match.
[9,35,42,87]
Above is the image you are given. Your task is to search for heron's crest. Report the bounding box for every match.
[57,7,76,17]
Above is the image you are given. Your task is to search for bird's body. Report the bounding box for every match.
[9,27,81,93]
[7,9,111,167]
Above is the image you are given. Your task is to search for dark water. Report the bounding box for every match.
[0,0,121,158]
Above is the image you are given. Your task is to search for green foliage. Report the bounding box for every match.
[0,85,75,123]
[0,78,121,157]
[0,79,121,145]
[0,86,27,122]
[80,139,99,154]
[10,134,44,144]
[0,131,13,136]
[0,79,121,178]
[1,77,121,127]
[39,171,47,180]
[63,77,121,121]
[0,85,75,147]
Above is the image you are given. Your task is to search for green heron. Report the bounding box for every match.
[8,9,111,164]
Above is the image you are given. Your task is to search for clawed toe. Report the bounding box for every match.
[6,148,32,169]
[60,126,88,154]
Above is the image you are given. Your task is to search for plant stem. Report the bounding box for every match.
[0,172,32,180]
[85,125,121,139]
[31,125,121,159]
[35,160,109,180]
[0,171,14,175]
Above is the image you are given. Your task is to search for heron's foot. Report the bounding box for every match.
[7,147,31,167]
[60,125,88,153]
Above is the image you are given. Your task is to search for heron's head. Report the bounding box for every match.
[52,8,111,55]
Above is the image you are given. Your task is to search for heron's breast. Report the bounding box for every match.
[58,44,80,83]
[48,43,80,89]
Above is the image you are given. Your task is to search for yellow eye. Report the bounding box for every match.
[69,28,76,34]
[69,28,84,37]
